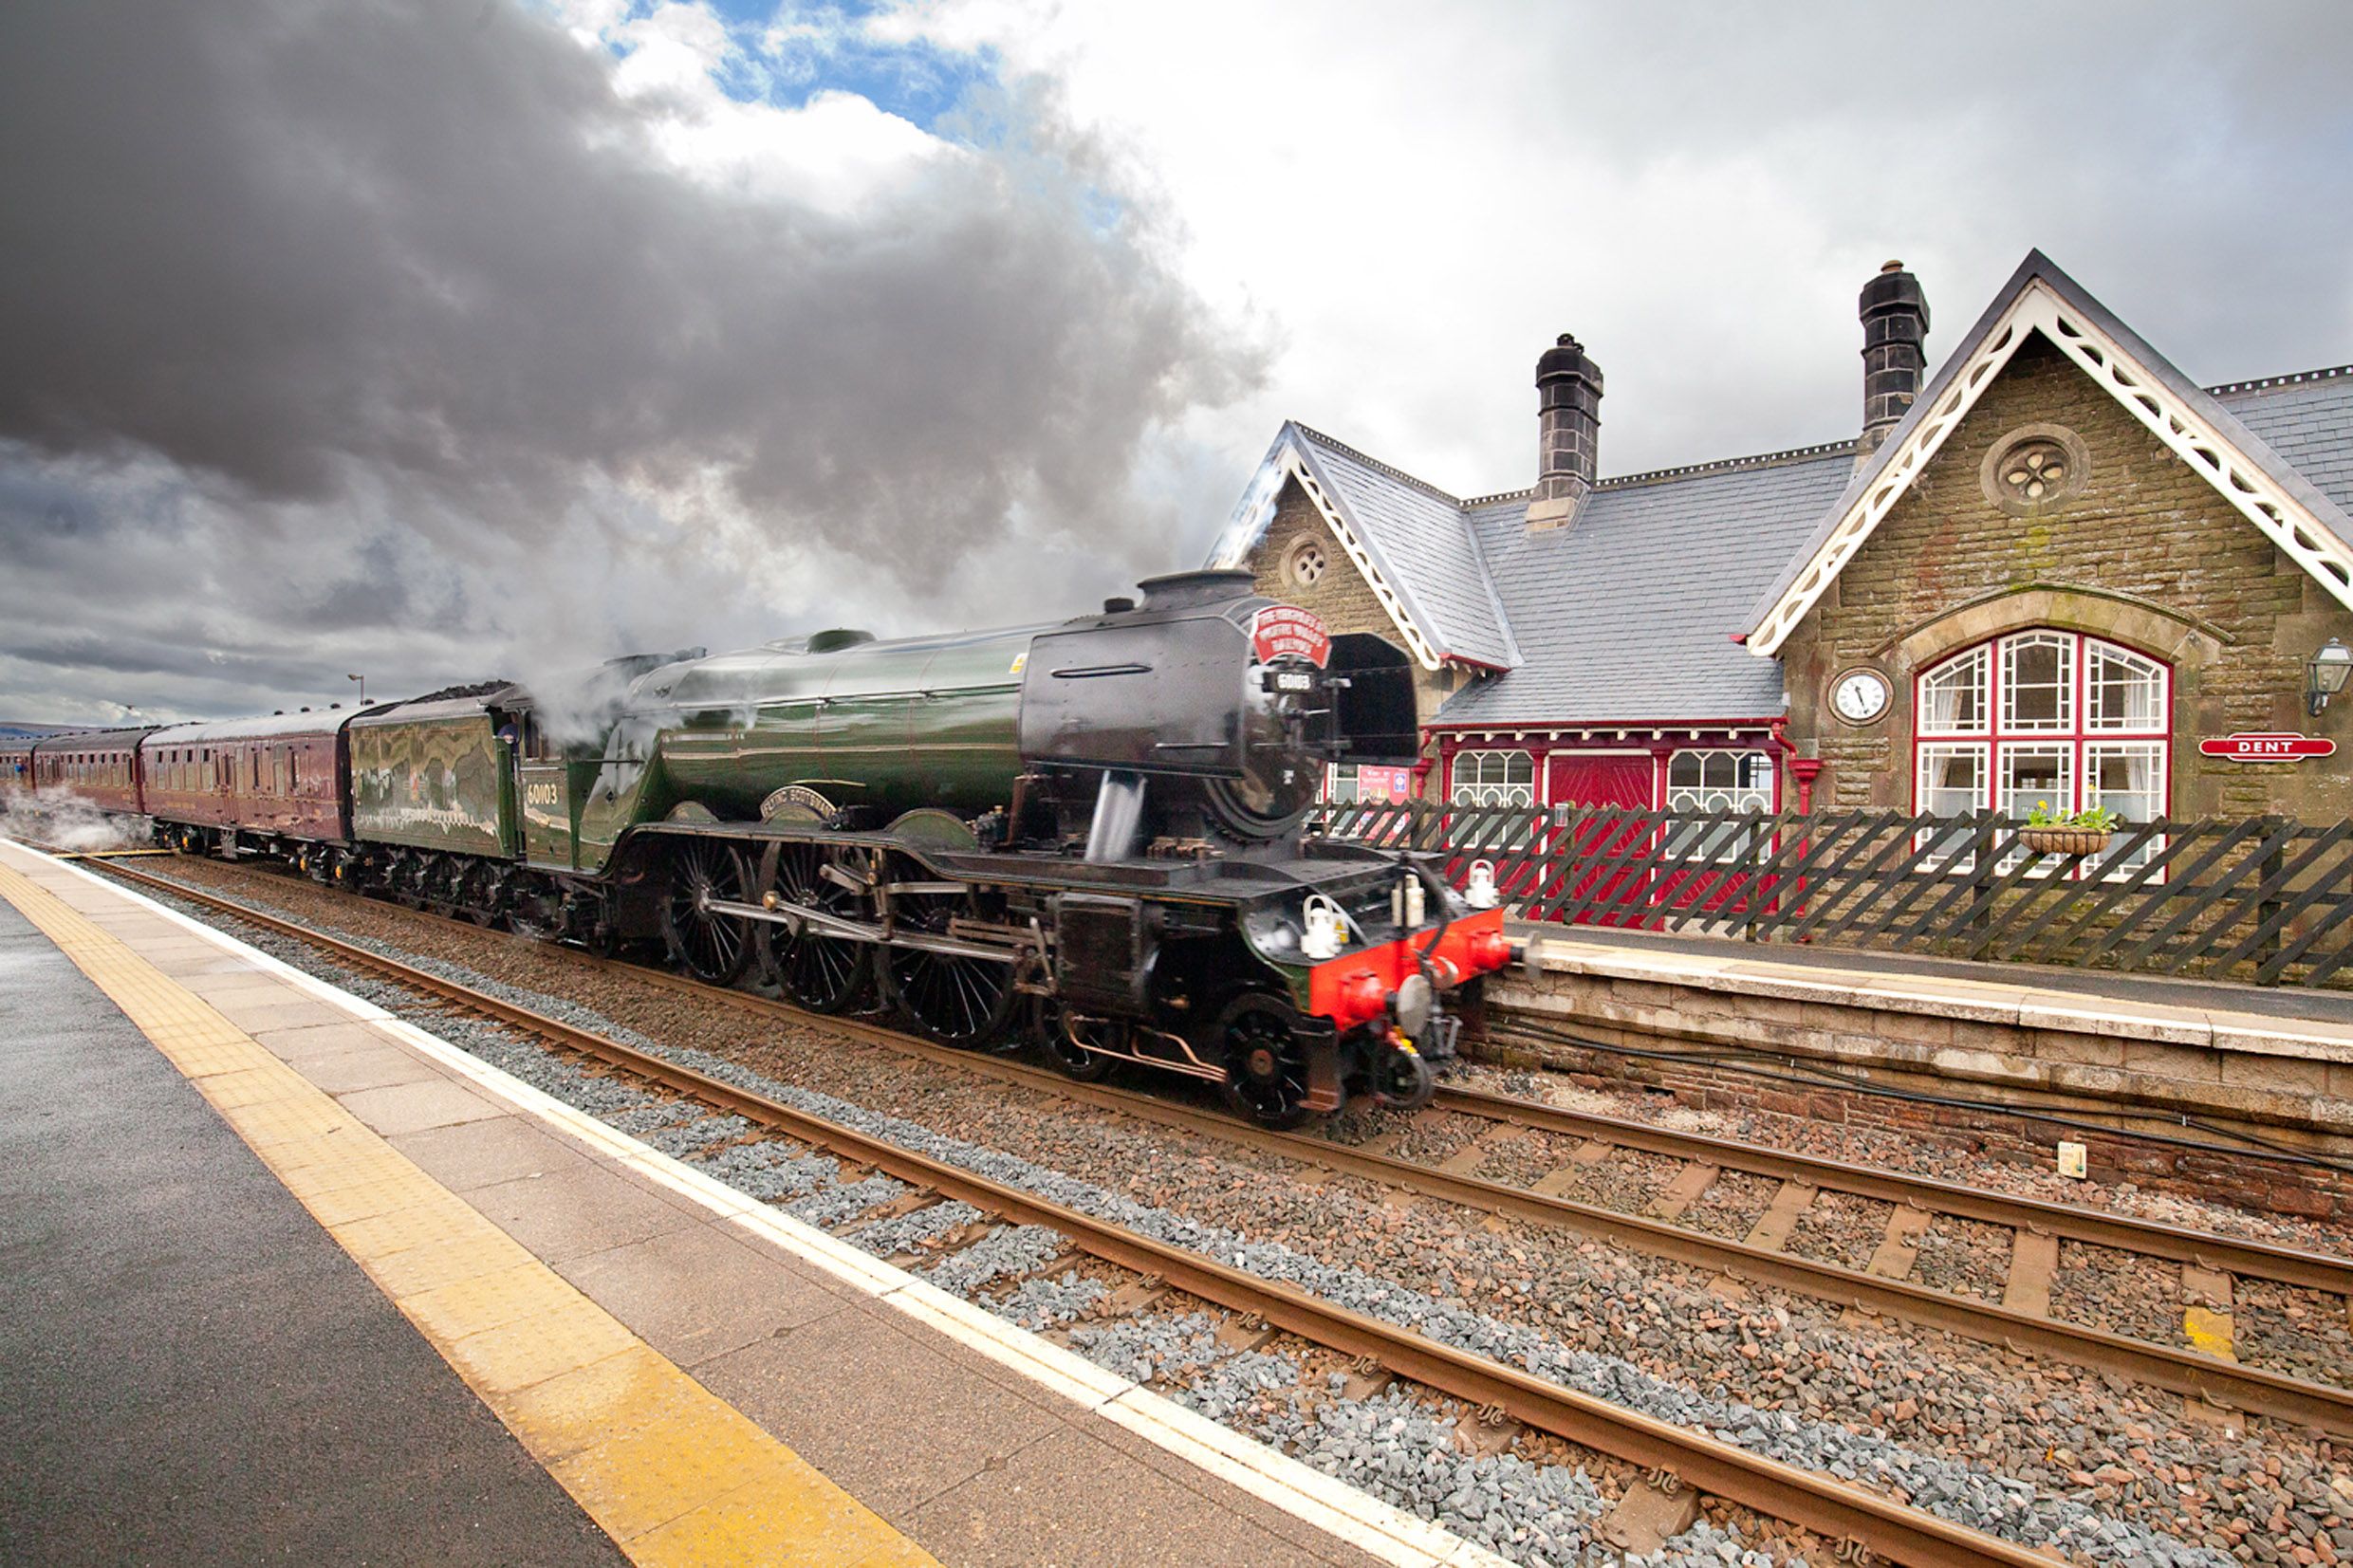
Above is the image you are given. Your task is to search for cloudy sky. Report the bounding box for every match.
[3,0,2349,724]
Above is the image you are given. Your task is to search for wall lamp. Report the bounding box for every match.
[2307,638,2353,717]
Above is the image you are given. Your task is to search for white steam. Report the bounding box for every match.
[0,787,153,853]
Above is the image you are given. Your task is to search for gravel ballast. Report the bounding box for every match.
[106,859,2353,1567]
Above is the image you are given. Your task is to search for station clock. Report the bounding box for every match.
[1831,668,1891,726]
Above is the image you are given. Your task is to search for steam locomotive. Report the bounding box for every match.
[9,571,1514,1125]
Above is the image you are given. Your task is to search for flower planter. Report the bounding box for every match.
[2019,826,2112,858]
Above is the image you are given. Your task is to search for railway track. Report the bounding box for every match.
[83,851,2098,1568]
[94,856,2353,1433]
[557,931,2353,1435]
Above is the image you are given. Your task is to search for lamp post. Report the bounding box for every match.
[347,673,365,705]
[2307,639,2352,717]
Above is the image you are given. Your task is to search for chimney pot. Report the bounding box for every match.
[1529,332,1603,530]
[1858,261,1930,458]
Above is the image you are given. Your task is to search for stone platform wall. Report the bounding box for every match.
[1479,949,2353,1222]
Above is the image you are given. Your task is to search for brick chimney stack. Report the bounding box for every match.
[1527,333,1603,531]
[1858,260,1929,458]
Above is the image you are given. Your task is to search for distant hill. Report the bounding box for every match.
[0,723,93,743]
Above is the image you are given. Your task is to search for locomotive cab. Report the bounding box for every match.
[1017,570,1418,855]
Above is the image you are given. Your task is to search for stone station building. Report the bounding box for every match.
[1212,250,2353,834]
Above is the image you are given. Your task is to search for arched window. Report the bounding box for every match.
[1915,629,2169,848]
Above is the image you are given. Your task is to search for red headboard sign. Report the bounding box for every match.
[1251,605,1331,668]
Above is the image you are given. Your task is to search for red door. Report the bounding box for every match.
[1546,754,1656,926]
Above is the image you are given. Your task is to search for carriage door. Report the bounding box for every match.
[1545,753,1656,926]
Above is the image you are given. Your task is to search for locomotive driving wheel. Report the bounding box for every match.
[1215,991,1316,1130]
[661,839,754,985]
[752,840,875,1014]
[878,853,1015,1048]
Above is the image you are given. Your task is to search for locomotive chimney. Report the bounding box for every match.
[1858,260,1930,458]
[1137,569,1255,611]
[1526,334,1603,531]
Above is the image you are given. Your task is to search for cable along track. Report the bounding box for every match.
[93,855,2086,1568]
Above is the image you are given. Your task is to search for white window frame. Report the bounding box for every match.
[1450,749,1534,808]
[1913,629,2172,876]
[1451,748,1535,854]
[1663,748,1776,863]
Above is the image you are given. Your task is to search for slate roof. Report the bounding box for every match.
[1220,420,1861,724]
[1287,427,1518,669]
[2214,367,2353,518]
[1442,447,1857,725]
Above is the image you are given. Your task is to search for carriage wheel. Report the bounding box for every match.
[877,854,1015,1047]
[428,856,467,915]
[661,839,753,985]
[1216,991,1316,1129]
[752,840,875,1013]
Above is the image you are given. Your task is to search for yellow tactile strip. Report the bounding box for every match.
[0,859,936,1568]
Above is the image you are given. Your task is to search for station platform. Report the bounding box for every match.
[1510,913,2353,1030]
[0,839,1465,1568]
[1496,914,2353,1183]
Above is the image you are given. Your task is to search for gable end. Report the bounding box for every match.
[1749,277,2353,655]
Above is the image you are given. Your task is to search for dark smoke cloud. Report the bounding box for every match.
[0,0,1262,722]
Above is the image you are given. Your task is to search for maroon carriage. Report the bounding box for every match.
[29,727,159,815]
[142,709,359,856]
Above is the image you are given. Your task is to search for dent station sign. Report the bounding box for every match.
[2197,732,2339,762]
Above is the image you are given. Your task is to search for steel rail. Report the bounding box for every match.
[99,856,2353,1441]
[1434,1075,2353,1299]
[565,936,2353,1301]
[91,858,2055,1568]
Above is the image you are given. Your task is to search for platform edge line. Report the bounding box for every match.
[24,842,1517,1568]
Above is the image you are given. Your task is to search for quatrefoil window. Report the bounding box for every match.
[2002,443,2066,500]
[1980,424,2089,516]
